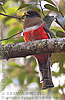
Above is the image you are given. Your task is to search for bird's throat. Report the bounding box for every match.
[23,17,44,30]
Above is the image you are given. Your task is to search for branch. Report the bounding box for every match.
[0,30,23,41]
[39,0,45,17]
[0,13,22,20]
[0,38,65,60]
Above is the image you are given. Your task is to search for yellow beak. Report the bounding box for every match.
[24,12,29,16]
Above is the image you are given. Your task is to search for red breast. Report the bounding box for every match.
[24,24,49,42]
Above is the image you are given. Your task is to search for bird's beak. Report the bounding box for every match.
[21,12,29,22]
[24,12,29,16]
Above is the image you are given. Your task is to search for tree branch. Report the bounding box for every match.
[39,0,45,17]
[0,38,65,60]
[0,13,22,20]
[0,30,23,41]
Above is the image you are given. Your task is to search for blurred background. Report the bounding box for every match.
[0,0,65,100]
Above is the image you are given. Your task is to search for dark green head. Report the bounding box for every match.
[24,10,41,18]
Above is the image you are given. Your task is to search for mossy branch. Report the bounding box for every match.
[0,38,65,60]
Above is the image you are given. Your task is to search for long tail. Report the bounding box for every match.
[38,58,54,89]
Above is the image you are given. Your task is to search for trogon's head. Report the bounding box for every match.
[23,10,43,30]
[24,10,41,18]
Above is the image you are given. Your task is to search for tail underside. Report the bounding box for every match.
[38,58,54,89]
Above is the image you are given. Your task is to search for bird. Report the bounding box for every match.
[23,10,54,89]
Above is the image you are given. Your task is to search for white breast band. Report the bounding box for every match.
[23,24,43,32]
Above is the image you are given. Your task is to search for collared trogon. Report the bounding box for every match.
[23,10,54,89]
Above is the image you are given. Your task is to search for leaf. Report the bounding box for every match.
[7,62,22,68]
[43,0,60,12]
[50,30,56,36]
[6,6,18,15]
[17,3,32,10]
[59,53,65,74]
[27,6,41,12]
[50,52,65,74]
[56,15,65,30]
[0,3,6,13]
[50,26,64,32]
[5,18,17,26]
[43,0,56,7]
[27,76,34,84]
[50,27,65,37]
[18,72,26,85]
[62,84,65,88]
[50,53,62,65]
[43,15,54,28]
[44,4,58,12]
[25,57,37,70]
[0,78,12,91]
[56,31,65,37]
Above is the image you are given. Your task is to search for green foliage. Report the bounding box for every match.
[43,0,56,7]
[44,0,63,15]
[17,4,32,10]
[44,4,58,12]
[50,27,65,37]
[0,3,6,13]
[0,78,12,92]
[56,31,65,37]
